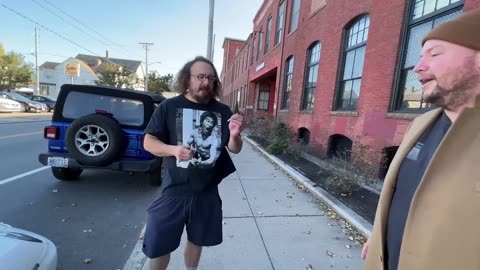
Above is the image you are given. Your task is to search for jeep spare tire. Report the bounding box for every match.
[66,114,124,166]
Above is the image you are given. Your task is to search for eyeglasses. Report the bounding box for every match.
[191,74,217,83]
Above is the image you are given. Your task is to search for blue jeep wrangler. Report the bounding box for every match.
[38,84,166,186]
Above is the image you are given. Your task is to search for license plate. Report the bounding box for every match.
[47,157,68,168]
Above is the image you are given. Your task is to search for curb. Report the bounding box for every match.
[245,137,372,238]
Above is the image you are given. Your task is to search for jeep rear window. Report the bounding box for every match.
[63,91,145,126]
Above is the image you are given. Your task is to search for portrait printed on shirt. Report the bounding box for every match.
[175,109,222,169]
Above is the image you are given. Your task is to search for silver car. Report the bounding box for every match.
[0,97,22,112]
[0,223,58,270]
[0,93,48,113]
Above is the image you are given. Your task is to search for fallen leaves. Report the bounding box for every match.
[325,250,336,257]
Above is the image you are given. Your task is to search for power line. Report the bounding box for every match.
[39,0,124,49]
[38,0,145,61]
[32,0,117,50]
[0,3,134,71]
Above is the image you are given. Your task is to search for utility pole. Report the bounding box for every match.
[206,0,214,61]
[139,42,154,92]
[211,34,215,63]
[35,27,40,95]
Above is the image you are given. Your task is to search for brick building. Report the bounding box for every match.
[220,0,480,177]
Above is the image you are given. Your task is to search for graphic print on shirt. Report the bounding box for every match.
[175,108,222,169]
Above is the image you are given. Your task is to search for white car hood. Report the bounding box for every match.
[0,223,48,269]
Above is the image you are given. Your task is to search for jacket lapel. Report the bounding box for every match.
[377,108,443,244]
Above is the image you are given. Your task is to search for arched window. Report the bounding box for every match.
[301,42,321,111]
[335,15,370,111]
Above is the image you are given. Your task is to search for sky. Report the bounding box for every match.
[0,0,262,76]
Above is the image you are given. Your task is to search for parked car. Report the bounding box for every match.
[0,92,48,112]
[38,84,166,186]
[0,97,22,113]
[0,222,57,270]
[28,95,56,112]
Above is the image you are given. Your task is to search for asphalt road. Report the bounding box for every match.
[0,115,161,270]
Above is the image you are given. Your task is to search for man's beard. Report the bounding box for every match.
[424,57,480,110]
[189,88,213,104]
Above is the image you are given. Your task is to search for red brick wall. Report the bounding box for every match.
[221,0,480,165]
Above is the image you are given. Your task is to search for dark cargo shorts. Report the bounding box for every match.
[142,188,223,258]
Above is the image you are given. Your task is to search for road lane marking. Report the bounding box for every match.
[0,131,43,140]
[123,225,147,270]
[0,166,50,185]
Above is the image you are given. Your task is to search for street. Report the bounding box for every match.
[0,114,160,270]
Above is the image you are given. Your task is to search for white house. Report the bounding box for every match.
[38,52,145,100]
[38,58,98,100]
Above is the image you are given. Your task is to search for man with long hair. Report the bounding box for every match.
[142,56,245,270]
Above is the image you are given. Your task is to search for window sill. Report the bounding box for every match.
[386,112,419,120]
[330,111,358,117]
[300,110,314,114]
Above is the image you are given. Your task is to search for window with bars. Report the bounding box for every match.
[393,0,463,112]
[282,56,294,109]
[335,15,370,111]
[265,16,272,55]
[302,42,321,111]
[275,1,285,45]
[258,83,270,110]
[289,0,301,33]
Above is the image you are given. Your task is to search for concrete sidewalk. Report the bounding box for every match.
[140,142,365,270]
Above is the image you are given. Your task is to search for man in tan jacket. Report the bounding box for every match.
[362,8,480,270]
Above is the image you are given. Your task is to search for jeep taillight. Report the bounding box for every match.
[44,126,58,140]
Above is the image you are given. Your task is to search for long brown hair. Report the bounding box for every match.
[173,56,222,98]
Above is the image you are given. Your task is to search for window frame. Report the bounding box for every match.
[289,0,301,33]
[275,0,286,45]
[390,0,464,113]
[256,29,264,61]
[301,42,321,111]
[265,16,273,55]
[334,14,370,111]
[281,56,294,110]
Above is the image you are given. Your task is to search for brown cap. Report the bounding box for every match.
[422,8,480,51]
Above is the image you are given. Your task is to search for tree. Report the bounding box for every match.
[0,44,4,56]
[0,51,33,91]
[95,63,140,89]
[147,72,173,94]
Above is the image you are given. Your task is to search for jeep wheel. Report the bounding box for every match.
[66,114,125,166]
[51,167,83,181]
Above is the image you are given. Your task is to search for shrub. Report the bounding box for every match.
[324,143,379,195]
[248,118,304,159]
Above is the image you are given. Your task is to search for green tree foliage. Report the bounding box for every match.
[0,50,33,91]
[95,63,140,89]
[147,72,173,94]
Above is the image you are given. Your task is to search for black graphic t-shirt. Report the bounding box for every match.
[385,112,452,270]
[145,95,236,195]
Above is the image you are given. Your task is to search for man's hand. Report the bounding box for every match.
[228,113,245,137]
[361,238,370,260]
[174,145,196,161]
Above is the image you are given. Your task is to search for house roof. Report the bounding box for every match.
[75,54,142,73]
[39,61,60,69]
[74,59,99,79]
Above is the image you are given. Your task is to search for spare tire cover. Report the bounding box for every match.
[65,114,124,166]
